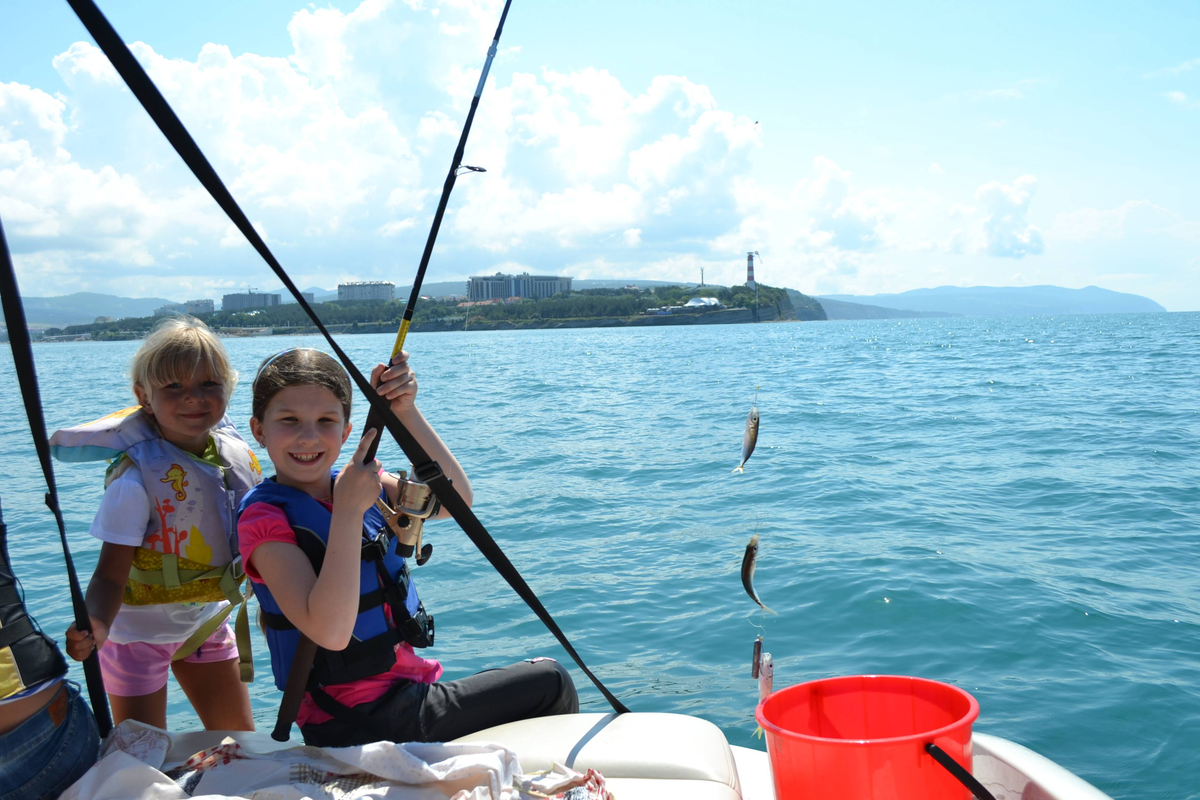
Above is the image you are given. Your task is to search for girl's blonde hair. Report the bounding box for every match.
[131,316,237,405]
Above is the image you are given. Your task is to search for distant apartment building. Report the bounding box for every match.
[338,281,395,302]
[467,273,572,302]
[154,299,216,316]
[222,291,281,311]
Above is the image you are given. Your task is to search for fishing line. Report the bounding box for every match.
[361,0,513,463]
[65,0,630,719]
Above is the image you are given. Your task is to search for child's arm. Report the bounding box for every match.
[64,542,135,660]
[373,352,473,518]
[248,432,384,650]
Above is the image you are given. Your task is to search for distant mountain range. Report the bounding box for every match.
[803,295,952,320]
[2,292,177,327]
[821,285,1165,318]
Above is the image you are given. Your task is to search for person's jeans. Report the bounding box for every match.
[0,681,100,800]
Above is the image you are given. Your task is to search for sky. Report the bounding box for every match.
[1,0,1197,309]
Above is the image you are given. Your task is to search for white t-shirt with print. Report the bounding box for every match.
[89,468,228,646]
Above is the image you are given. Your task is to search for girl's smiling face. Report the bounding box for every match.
[250,384,352,497]
[135,367,227,455]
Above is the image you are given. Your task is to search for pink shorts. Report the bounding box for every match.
[98,621,239,697]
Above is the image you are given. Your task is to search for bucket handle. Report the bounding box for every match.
[925,743,997,800]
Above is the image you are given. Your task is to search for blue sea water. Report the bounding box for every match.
[1,314,1197,799]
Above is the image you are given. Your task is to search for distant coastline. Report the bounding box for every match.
[19,283,824,342]
[3,283,1174,339]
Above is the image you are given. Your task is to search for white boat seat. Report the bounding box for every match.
[604,778,742,800]
[454,712,743,797]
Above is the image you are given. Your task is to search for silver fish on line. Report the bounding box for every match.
[732,404,759,474]
[741,534,776,615]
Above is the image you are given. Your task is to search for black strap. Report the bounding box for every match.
[307,684,394,742]
[66,0,629,717]
[315,634,406,686]
[0,216,113,737]
[926,742,997,800]
[0,584,22,607]
[262,588,389,630]
[0,616,34,649]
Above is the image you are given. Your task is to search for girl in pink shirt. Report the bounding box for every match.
[240,348,576,745]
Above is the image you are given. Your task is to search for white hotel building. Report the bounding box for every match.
[338,281,396,302]
[467,273,572,302]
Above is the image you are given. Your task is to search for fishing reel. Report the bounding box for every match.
[375,469,439,566]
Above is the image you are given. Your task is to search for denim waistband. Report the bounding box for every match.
[0,681,70,760]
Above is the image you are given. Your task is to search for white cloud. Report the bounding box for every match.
[975,175,1044,258]
[1052,200,1199,245]
[447,67,758,250]
[976,78,1047,101]
[1144,57,1200,78]
[220,221,269,248]
[1052,200,1155,242]
[1163,90,1199,108]
[2,0,1193,308]
[1,82,225,280]
[378,218,418,237]
[0,82,69,149]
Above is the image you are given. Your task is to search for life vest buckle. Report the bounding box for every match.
[360,530,391,563]
[399,610,435,649]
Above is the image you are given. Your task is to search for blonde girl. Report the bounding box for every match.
[56,316,258,730]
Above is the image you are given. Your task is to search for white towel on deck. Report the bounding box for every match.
[60,720,522,800]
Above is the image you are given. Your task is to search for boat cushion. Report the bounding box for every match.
[453,712,742,794]
[604,778,743,800]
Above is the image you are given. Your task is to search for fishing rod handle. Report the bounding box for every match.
[362,410,385,463]
[388,318,412,364]
[82,652,112,737]
[361,350,404,463]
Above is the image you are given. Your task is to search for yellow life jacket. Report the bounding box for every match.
[50,407,264,680]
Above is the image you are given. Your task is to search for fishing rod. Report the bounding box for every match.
[361,0,513,463]
[0,216,113,737]
[64,0,631,727]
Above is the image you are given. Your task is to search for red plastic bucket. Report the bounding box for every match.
[755,675,979,800]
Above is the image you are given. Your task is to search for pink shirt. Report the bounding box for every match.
[239,500,443,727]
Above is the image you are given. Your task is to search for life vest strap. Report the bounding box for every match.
[169,582,255,683]
[0,617,35,649]
[162,553,181,591]
[126,550,245,606]
[261,585,388,631]
[306,683,392,740]
[0,585,21,607]
[313,630,406,687]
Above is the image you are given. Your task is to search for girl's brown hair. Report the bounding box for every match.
[251,348,352,421]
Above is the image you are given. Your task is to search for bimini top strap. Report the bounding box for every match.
[0,217,114,737]
[66,0,629,717]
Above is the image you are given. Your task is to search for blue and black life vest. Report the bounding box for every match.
[239,474,434,692]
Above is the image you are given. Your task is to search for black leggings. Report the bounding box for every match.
[301,658,579,747]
